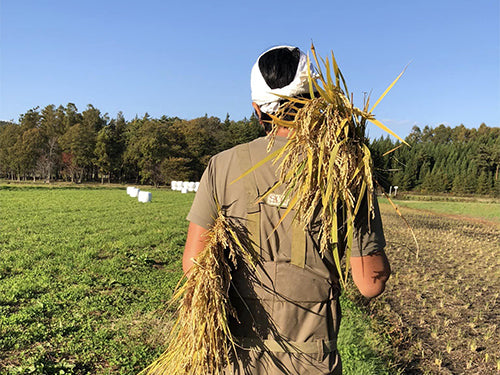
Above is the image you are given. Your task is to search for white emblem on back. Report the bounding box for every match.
[265,193,290,208]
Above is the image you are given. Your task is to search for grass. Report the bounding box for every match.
[0,186,394,374]
[1,186,190,374]
[338,293,399,375]
[387,198,500,222]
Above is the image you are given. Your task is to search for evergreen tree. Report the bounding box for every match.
[371,123,499,196]
[463,165,478,194]
[19,107,41,131]
[59,123,97,182]
[476,171,491,195]
[95,126,113,183]
[451,172,466,195]
[0,123,22,179]
[124,117,175,186]
[15,127,44,180]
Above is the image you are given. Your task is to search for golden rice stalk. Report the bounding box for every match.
[141,211,258,375]
[260,44,408,286]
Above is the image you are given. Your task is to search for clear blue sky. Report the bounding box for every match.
[1,0,498,139]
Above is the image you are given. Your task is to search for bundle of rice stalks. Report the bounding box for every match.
[142,211,258,375]
[242,44,409,285]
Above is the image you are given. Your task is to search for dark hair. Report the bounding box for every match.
[258,47,301,89]
[256,47,315,133]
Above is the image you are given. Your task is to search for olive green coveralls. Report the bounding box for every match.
[187,136,385,374]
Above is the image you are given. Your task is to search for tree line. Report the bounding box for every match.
[370,123,500,196]
[0,104,264,186]
[1,104,498,196]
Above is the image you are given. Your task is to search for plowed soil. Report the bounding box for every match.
[362,201,500,374]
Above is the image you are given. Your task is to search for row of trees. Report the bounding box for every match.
[370,124,500,196]
[1,104,498,196]
[0,104,263,185]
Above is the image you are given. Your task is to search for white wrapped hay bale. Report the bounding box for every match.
[194,182,200,192]
[181,186,188,194]
[172,180,182,191]
[126,186,135,196]
[171,181,177,191]
[187,181,196,192]
[130,187,140,198]
[138,191,152,203]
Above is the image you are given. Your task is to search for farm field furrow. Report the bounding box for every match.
[373,200,500,374]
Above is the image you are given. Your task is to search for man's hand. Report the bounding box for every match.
[350,251,391,298]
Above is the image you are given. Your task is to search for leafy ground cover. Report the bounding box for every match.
[391,198,500,223]
[368,199,500,374]
[0,186,394,374]
[0,187,190,374]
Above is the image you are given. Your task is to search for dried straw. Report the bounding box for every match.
[142,211,258,375]
[249,44,409,285]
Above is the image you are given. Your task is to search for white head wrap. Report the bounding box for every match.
[251,46,313,115]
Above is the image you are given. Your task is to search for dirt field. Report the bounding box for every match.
[364,201,500,374]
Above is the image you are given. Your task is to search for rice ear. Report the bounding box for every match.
[141,211,259,375]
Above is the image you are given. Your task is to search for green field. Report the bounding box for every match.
[0,187,395,374]
[388,198,500,222]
